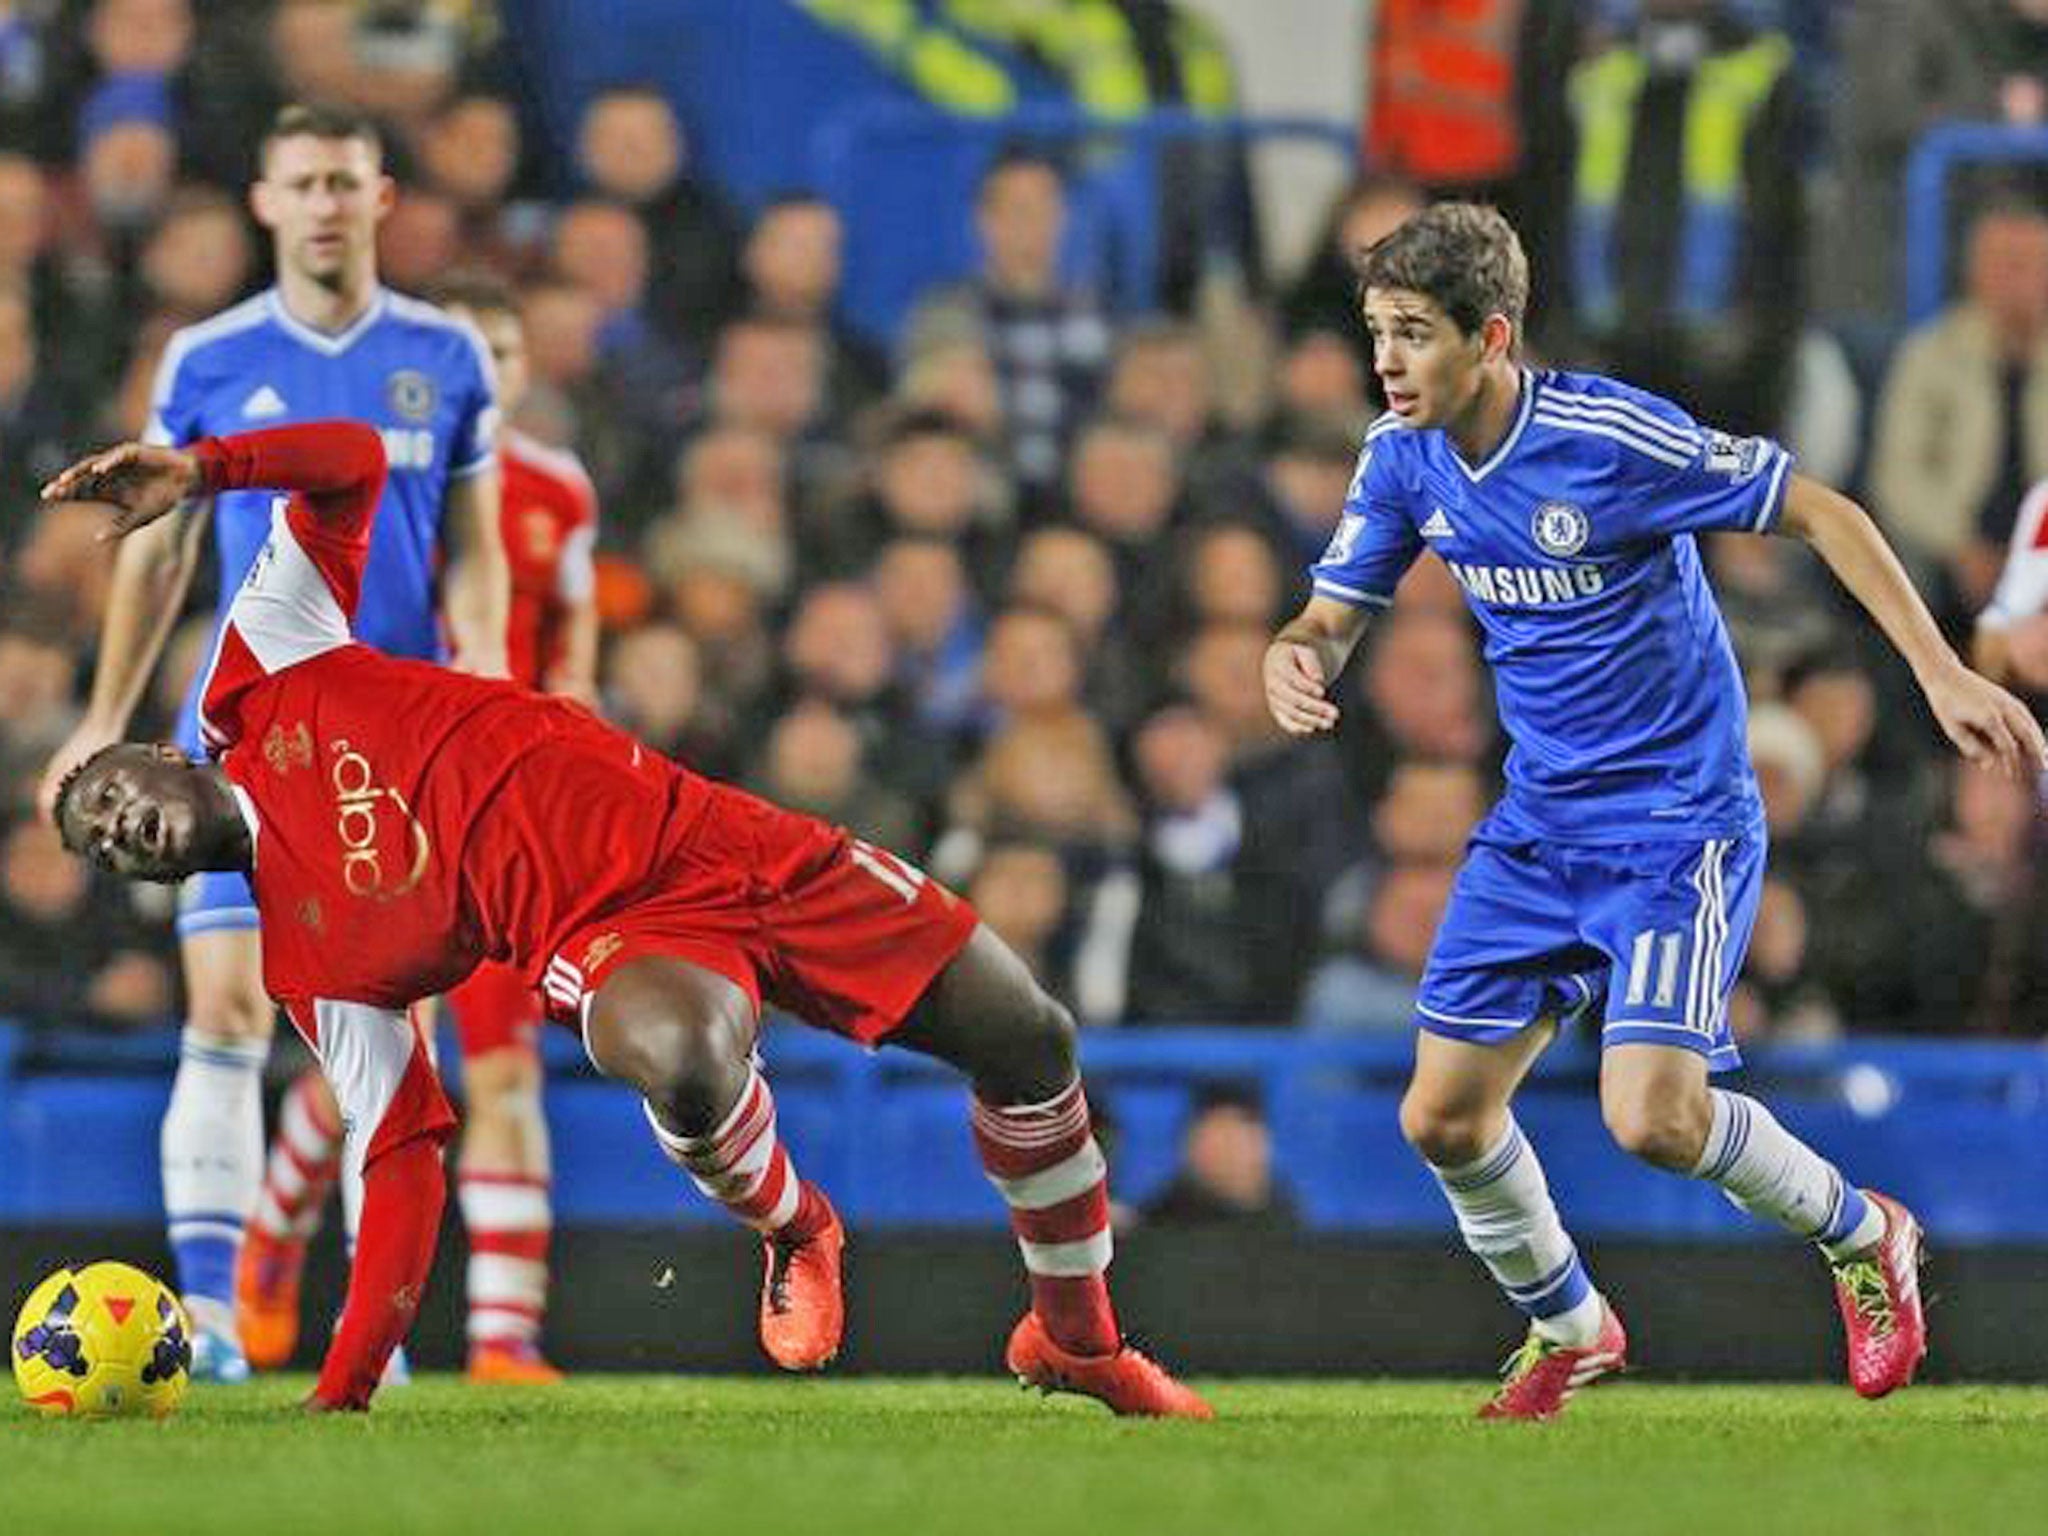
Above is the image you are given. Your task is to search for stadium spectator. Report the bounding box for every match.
[0,277,75,524]
[894,331,1006,445]
[741,193,887,419]
[1141,1086,1299,1231]
[749,698,921,857]
[1122,702,1257,1025]
[377,186,462,294]
[0,813,172,1028]
[964,840,1073,995]
[137,187,254,323]
[1350,608,1497,802]
[574,83,742,348]
[1280,172,1425,363]
[1272,327,1374,438]
[1540,0,1805,436]
[1006,523,1148,732]
[1727,877,1842,1045]
[903,148,1111,507]
[1299,861,1457,1035]
[870,533,983,738]
[1826,0,2048,327]
[1869,201,2048,620]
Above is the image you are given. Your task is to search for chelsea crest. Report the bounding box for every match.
[1531,501,1589,558]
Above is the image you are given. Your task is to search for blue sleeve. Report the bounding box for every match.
[446,323,500,482]
[1599,395,1794,540]
[1308,432,1422,609]
[142,333,205,448]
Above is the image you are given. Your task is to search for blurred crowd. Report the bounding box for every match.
[4,0,2048,1048]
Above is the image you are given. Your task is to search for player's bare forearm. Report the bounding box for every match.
[1776,474,1957,686]
[546,599,600,703]
[1266,595,1372,736]
[80,505,208,733]
[1780,473,2048,775]
[443,469,510,678]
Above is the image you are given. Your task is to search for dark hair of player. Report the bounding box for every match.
[1354,201,1529,342]
[261,102,384,169]
[428,270,518,323]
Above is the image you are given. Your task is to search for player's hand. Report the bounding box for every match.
[41,442,203,541]
[1922,658,2048,782]
[1264,639,1339,736]
[36,717,123,825]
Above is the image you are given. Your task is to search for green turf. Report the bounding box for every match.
[4,1377,2046,1536]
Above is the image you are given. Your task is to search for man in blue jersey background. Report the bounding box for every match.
[37,104,507,1380]
[1264,203,2046,1421]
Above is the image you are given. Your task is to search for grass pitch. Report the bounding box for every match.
[3,1377,2045,1536]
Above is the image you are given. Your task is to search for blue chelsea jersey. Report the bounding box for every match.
[1310,368,1793,845]
[146,286,499,684]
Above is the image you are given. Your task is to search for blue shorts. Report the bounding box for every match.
[1416,828,1766,1072]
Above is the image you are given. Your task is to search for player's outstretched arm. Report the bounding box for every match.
[1777,473,2048,780]
[1264,595,1373,737]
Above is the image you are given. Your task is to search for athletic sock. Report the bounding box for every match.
[642,1064,829,1238]
[1429,1117,1604,1348]
[1692,1089,1883,1260]
[249,1069,343,1245]
[459,1172,551,1353]
[971,1077,1120,1357]
[312,1135,445,1410]
[162,1028,268,1334]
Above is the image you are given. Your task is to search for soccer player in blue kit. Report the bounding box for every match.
[38,105,506,1380]
[1264,204,2048,1420]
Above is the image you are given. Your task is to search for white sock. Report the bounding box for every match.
[162,1028,268,1327]
[1430,1117,1603,1347]
[1692,1089,1884,1259]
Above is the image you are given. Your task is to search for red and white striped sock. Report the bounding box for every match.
[458,1172,551,1352]
[250,1070,343,1244]
[972,1077,1119,1356]
[642,1065,828,1239]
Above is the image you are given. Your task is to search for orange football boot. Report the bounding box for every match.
[466,1340,565,1385]
[759,1188,845,1371]
[1004,1312,1214,1419]
[235,1228,307,1370]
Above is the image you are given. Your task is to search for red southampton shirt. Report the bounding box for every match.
[498,427,597,688]
[194,424,709,1015]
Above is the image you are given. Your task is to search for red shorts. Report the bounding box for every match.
[540,783,979,1047]
[444,960,543,1059]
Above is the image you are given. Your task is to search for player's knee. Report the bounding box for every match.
[1601,1087,1709,1171]
[589,1007,749,1131]
[1399,1094,1492,1168]
[976,985,1079,1102]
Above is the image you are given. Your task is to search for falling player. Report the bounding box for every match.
[45,420,1209,1420]
[36,104,506,1382]
[1264,203,2046,1420]
[238,275,593,1383]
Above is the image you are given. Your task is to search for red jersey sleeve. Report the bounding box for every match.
[194,423,388,753]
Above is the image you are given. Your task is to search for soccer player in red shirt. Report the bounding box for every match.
[46,420,1210,1419]
[237,277,596,1383]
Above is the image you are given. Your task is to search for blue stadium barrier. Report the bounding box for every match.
[5,1019,2048,1239]
[1903,121,2048,323]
